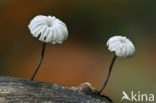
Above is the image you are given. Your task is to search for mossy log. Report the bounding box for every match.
[0,76,113,103]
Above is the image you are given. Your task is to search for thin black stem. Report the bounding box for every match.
[30,43,46,81]
[99,55,117,94]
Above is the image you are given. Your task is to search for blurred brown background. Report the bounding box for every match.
[0,0,156,102]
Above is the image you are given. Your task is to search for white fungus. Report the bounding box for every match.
[28,15,68,44]
[107,36,135,58]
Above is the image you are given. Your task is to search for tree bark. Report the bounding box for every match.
[0,76,113,103]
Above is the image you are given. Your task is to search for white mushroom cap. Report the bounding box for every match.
[28,15,68,44]
[107,36,135,58]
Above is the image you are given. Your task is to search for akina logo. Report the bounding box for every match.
[121,91,155,102]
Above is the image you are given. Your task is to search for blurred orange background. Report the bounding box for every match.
[0,0,156,102]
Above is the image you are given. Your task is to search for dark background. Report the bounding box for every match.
[0,0,156,102]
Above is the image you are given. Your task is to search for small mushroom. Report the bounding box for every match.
[28,15,68,81]
[99,36,135,94]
